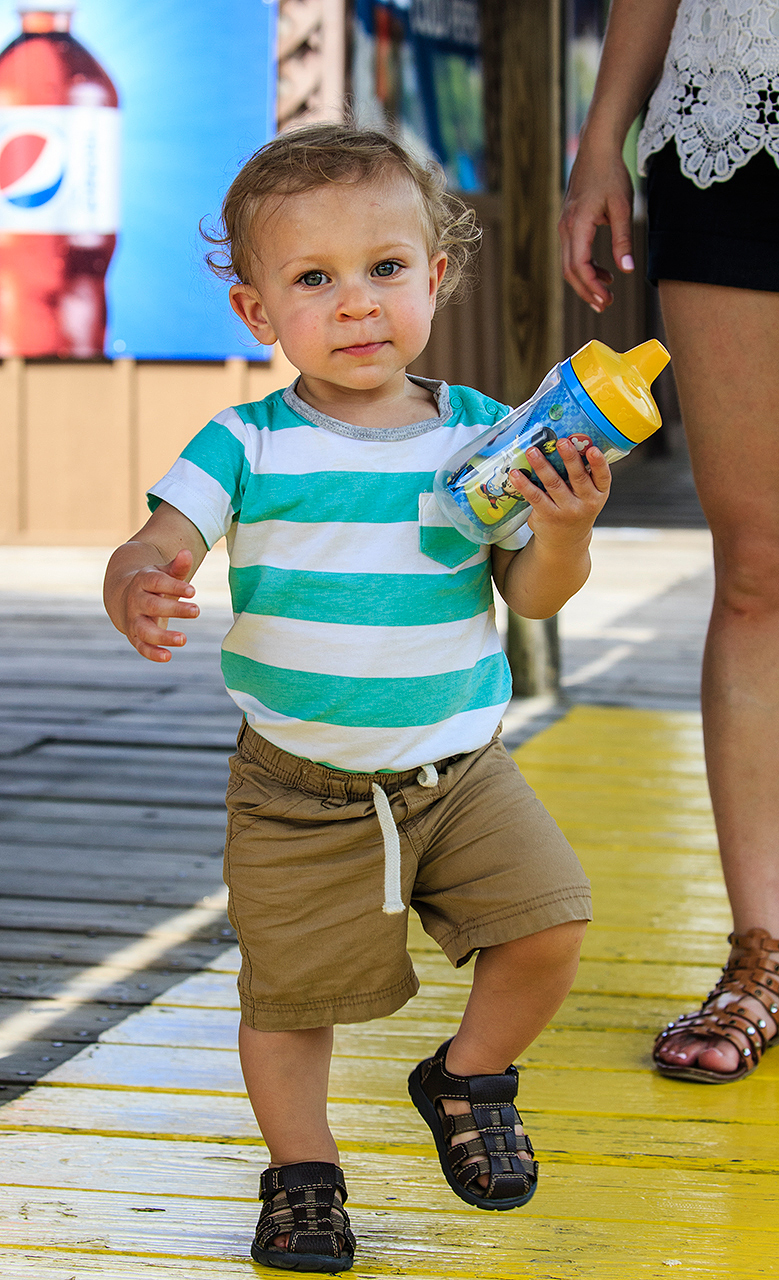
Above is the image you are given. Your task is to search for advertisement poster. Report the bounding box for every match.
[352,0,485,193]
[0,0,277,360]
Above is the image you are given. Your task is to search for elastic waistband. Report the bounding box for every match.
[236,721,462,802]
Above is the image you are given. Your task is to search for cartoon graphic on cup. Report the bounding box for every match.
[434,340,670,545]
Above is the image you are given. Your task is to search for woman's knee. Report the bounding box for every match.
[712,534,779,618]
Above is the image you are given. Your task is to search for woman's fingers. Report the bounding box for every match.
[559,154,635,310]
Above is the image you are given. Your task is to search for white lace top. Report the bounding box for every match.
[637,0,779,187]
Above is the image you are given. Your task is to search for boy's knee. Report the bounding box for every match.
[487,919,587,970]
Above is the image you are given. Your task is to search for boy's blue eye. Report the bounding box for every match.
[300,270,326,286]
[373,261,399,277]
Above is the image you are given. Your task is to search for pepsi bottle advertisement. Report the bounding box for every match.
[0,0,277,360]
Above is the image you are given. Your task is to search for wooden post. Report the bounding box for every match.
[495,0,564,697]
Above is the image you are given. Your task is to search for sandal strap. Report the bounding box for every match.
[256,1161,355,1260]
[419,1040,537,1201]
[654,929,779,1070]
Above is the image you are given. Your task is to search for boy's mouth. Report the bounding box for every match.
[337,341,387,357]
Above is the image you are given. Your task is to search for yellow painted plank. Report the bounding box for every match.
[155,957,723,1007]
[3,1131,779,1221]
[1,1185,779,1279]
[200,916,732,969]
[39,1039,779,1124]
[581,927,729,965]
[0,1254,259,1280]
[3,1090,779,1178]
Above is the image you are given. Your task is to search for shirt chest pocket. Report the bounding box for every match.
[418,492,481,569]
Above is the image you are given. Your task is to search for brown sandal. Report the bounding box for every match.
[653,928,779,1083]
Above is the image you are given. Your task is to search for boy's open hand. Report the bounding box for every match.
[119,548,200,663]
[513,438,611,545]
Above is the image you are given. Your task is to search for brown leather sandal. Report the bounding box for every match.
[653,927,779,1083]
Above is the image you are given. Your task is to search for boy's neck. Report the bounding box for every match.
[294,372,439,431]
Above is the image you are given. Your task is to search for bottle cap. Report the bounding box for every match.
[569,338,670,444]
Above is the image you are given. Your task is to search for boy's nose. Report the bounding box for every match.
[336,282,380,319]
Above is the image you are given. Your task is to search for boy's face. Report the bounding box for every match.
[229,174,447,401]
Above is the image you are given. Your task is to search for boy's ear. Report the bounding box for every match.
[429,251,448,308]
[229,284,278,344]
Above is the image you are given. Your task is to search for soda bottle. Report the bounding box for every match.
[434,339,671,544]
[0,0,119,358]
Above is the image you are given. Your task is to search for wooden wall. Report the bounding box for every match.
[0,349,297,545]
[410,194,503,402]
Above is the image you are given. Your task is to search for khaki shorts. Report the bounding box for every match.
[224,722,592,1031]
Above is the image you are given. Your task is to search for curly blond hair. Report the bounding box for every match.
[202,123,481,306]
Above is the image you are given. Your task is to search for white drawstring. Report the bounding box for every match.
[372,764,439,914]
[372,783,404,915]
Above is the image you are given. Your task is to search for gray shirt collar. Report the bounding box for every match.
[282,375,452,441]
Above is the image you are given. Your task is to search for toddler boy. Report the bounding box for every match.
[104,124,610,1273]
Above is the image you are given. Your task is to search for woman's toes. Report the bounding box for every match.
[695,1039,742,1074]
[657,1032,742,1074]
[656,1033,699,1064]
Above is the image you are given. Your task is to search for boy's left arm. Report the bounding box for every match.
[491,437,611,619]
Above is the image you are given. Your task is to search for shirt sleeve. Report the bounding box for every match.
[147,409,251,551]
[496,524,533,552]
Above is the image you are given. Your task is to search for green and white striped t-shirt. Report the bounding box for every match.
[148,377,531,773]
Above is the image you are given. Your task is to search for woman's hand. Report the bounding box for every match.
[558,143,635,313]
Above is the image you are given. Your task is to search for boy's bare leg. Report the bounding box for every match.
[239,1023,340,1250]
[239,1023,339,1165]
[443,920,588,1185]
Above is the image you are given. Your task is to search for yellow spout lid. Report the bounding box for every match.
[569,338,671,444]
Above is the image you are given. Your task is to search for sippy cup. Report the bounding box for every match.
[434,338,671,544]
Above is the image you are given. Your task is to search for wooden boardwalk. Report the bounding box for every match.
[0,549,240,1095]
[2,701,777,1279]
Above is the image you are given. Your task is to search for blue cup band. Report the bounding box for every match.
[559,359,637,452]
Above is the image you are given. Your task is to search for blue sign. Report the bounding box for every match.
[0,0,277,360]
[352,0,485,193]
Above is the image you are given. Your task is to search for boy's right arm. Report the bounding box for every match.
[103,500,209,663]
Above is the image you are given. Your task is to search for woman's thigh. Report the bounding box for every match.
[659,280,779,590]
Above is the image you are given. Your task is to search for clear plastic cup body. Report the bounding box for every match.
[433,365,630,545]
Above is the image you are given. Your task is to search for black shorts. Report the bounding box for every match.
[646,142,779,291]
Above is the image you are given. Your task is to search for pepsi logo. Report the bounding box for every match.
[0,128,66,208]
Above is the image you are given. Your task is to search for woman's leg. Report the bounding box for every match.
[655,279,779,1074]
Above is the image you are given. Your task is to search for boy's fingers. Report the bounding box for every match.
[525,449,575,502]
[132,615,188,651]
[139,590,199,619]
[556,439,597,493]
[140,569,195,599]
[164,548,195,581]
[585,446,612,492]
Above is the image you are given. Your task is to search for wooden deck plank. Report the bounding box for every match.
[0,898,230,938]
[3,1086,779,1174]
[154,956,724,1007]
[0,930,229,970]
[2,1142,779,1232]
[0,1188,778,1279]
